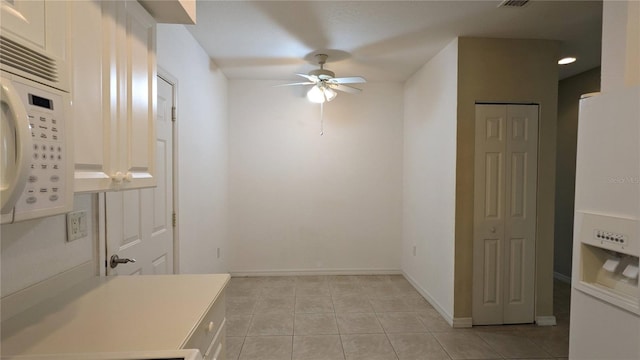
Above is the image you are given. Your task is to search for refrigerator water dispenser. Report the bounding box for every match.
[574,211,640,315]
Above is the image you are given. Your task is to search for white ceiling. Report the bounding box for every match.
[187,0,602,82]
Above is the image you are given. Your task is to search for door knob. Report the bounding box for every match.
[489,226,496,233]
[110,254,136,268]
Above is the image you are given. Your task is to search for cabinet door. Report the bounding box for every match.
[71,0,114,192]
[71,0,156,192]
[119,0,156,189]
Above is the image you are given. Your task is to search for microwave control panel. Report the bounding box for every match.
[11,79,71,221]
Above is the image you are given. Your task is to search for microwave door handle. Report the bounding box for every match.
[0,80,32,214]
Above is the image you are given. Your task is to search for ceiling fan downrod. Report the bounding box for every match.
[310,54,335,80]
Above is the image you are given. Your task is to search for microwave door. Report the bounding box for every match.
[0,78,32,224]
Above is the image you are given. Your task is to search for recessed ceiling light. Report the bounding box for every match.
[558,57,577,65]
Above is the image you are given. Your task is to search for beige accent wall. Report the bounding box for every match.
[554,67,601,280]
[454,38,560,319]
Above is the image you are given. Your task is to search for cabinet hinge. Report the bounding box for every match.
[172,212,177,227]
[171,106,176,122]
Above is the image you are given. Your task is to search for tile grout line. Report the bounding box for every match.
[328,294,348,360]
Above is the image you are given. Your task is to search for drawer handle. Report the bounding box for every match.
[206,321,215,333]
[205,338,222,359]
[212,342,222,360]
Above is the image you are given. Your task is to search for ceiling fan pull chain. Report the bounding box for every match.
[320,102,324,136]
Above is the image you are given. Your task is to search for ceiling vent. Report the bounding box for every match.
[0,35,59,83]
[498,0,530,8]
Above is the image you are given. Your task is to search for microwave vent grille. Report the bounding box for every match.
[0,35,58,83]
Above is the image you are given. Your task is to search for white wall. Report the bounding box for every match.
[1,194,96,297]
[228,80,403,274]
[402,39,458,319]
[156,25,229,274]
[601,0,640,91]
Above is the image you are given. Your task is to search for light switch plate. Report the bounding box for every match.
[66,210,88,242]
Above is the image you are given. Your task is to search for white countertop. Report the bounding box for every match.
[1,274,230,356]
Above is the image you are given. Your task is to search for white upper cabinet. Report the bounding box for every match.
[70,0,156,192]
[138,0,196,24]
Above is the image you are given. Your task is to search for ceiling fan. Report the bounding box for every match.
[279,54,366,103]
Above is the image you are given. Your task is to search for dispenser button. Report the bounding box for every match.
[26,197,37,204]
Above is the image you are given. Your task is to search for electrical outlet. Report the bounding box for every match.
[412,246,417,256]
[217,247,221,259]
[67,210,88,242]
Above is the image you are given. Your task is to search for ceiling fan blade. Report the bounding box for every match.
[328,76,367,84]
[296,73,318,82]
[273,82,315,87]
[329,83,362,94]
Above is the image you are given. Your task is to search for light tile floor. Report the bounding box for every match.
[225,275,570,360]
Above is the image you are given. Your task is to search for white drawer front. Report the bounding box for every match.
[184,292,225,356]
[203,319,225,360]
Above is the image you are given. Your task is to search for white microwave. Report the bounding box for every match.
[0,71,73,224]
[1,0,73,224]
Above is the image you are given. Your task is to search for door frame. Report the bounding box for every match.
[97,69,179,276]
[471,101,541,324]
[157,67,180,274]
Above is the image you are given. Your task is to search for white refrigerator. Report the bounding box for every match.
[570,86,640,359]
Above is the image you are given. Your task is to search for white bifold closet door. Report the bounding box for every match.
[472,104,538,325]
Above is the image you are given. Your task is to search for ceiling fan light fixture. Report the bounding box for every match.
[307,85,326,103]
[324,87,337,102]
[307,84,337,103]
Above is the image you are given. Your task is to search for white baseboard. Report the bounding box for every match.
[452,317,473,328]
[402,271,459,328]
[553,271,572,284]
[230,268,402,277]
[536,315,557,326]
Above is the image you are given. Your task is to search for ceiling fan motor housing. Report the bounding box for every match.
[309,68,335,80]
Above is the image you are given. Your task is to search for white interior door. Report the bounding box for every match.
[106,75,174,275]
[472,104,538,325]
